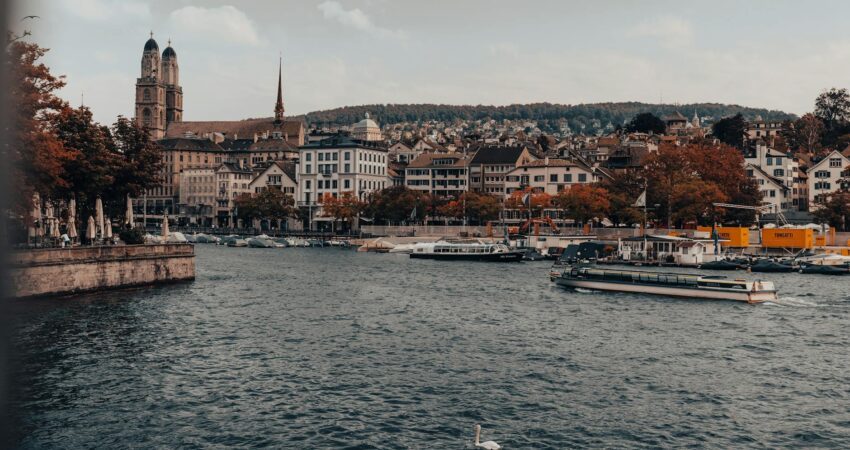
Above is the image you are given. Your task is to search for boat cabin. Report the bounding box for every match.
[618,235,724,265]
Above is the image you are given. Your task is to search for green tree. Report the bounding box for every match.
[711,113,747,149]
[598,171,643,226]
[781,113,824,154]
[814,88,850,148]
[112,115,163,199]
[625,112,665,134]
[364,186,425,223]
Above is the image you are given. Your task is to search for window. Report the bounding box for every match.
[550,174,558,182]
[774,169,784,177]
[565,174,572,182]
[305,153,312,161]
[305,164,311,173]
[815,170,830,178]
[344,152,350,161]
[142,108,151,126]
[534,175,544,182]
[769,190,776,198]
[830,158,842,168]
[344,163,350,173]
[332,180,338,189]
[143,88,151,101]
[305,180,311,190]
[344,179,350,189]
[766,157,773,166]
[578,174,587,182]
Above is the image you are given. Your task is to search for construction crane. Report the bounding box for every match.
[712,202,788,226]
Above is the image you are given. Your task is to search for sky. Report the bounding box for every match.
[11,0,850,124]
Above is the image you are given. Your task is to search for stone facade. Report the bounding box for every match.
[10,244,195,298]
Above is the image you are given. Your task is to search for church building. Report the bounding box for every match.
[134,33,183,139]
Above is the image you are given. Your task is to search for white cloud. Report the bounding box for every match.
[631,15,693,48]
[169,5,263,46]
[317,1,405,39]
[58,0,151,22]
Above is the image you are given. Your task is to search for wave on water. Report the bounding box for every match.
[574,288,597,294]
[764,296,821,308]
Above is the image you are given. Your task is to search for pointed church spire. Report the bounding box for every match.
[274,56,284,124]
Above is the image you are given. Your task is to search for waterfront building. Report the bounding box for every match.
[134,34,182,140]
[216,162,254,226]
[467,145,536,196]
[405,152,469,198]
[249,161,297,196]
[744,142,806,211]
[504,157,608,197]
[807,150,850,209]
[745,164,791,214]
[296,133,389,228]
[178,167,217,226]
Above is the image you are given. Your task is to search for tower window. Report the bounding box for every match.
[142,108,151,127]
[143,88,151,102]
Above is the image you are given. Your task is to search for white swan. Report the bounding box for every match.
[474,424,501,450]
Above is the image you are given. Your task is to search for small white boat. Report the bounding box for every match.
[795,253,850,266]
[552,266,777,303]
[410,242,524,262]
[387,243,417,254]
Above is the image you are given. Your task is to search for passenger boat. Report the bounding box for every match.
[551,266,778,303]
[410,242,524,262]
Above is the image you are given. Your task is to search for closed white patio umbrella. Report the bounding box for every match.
[32,192,43,239]
[67,198,78,240]
[86,216,96,242]
[125,194,134,228]
[161,214,169,240]
[104,217,113,239]
[95,197,104,239]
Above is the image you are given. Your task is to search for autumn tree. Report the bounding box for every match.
[781,113,824,154]
[6,35,78,216]
[813,192,850,231]
[235,189,296,228]
[363,186,425,223]
[552,184,610,225]
[625,112,665,134]
[670,180,728,226]
[436,192,501,224]
[321,192,365,231]
[711,113,746,149]
[505,188,551,217]
[598,171,643,226]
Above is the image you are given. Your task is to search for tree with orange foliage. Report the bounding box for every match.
[6,35,78,216]
[505,188,551,217]
[671,180,728,225]
[321,192,365,232]
[553,184,610,225]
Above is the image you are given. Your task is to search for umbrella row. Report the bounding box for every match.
[28,193,137,244]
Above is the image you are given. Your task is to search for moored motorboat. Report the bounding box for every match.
[699,260,743,270]
[800,264,850,275]
[552,266,777,303]
[410,242,524,262]
[750,260,795,273]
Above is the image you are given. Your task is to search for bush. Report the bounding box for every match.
[119,226,146,245]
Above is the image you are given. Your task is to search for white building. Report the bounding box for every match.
[249,161,297,196]
[216,162,254,226]
[745,164,791,213]
[297,134,388,226]
[807,150,850,209]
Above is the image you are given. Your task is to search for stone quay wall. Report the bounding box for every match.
[9,244,195,299]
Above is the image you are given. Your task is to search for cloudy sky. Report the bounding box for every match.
[12,0,850,124]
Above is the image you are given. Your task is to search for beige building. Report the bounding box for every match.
[468,145,536,196]
[249,161,297,196]
[405,153,469,198]
[807,150,850,209]
[178,167,217,226]
[504,158,606,197]
[216,163,254,226]
[351,113,383,141]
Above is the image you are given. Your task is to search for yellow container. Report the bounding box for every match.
[697,226,750,247]
[815,235,826,246]
[762,228,814,249]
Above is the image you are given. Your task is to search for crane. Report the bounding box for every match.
[712,202,788,226]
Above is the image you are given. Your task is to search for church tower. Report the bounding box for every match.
[161,39,183,125]
[135,33,166,139]
[274,57,285,124]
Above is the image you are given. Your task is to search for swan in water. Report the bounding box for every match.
[474,424,501,449]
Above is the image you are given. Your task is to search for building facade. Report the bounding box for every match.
[405,153,469,198]
[135,34,182,140]
[807,150,850,209]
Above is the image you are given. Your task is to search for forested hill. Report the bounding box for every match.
[296,102,795,133]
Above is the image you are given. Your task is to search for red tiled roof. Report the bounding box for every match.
[164,118,304,139]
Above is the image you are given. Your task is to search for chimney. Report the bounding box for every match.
[253,133,258,143]
[544,156,549,165]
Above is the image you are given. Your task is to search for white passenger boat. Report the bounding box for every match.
[387,243,417,254]
[410,242,524,262]
[551,266,777,303]
[795,253,850,267]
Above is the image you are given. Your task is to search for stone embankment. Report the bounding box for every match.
[9,244,195,298]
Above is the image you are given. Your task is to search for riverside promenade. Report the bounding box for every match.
[9,243,195,298]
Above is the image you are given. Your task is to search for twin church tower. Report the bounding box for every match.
[134,33,183,139]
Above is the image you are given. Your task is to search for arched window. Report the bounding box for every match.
[143,88,151,102]
[142,108,151,127]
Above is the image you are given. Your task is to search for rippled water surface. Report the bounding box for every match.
[11,245,850,448]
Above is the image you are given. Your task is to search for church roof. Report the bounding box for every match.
[144,38,159,52]
[164,118,304,140]
[162,46,176,58]
[157,137,223,152]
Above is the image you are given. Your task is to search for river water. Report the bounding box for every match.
[10,245,850,448]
